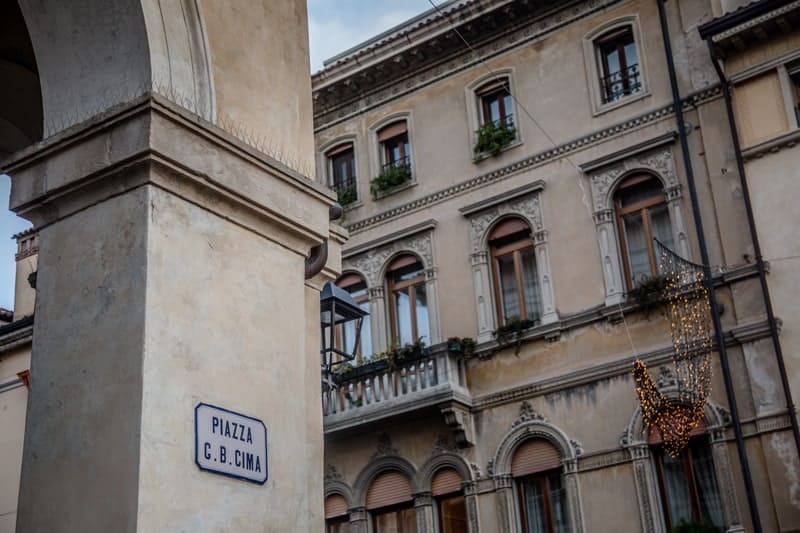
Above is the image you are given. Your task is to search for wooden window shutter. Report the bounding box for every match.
[366,470,413,510]
[326,143,353,157]
[325,494,349,519]
[337,273,365,290]
[476,78,509,95]
[648,420,706,445]
[377,121,407,142]
[511,439,562,477]
[489,218,530,242]
[431,468,463,496]
[388,254,420,272]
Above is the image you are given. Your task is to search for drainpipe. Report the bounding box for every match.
[656,1,763,531]
[704,37,800,459]
[305,203,344,280]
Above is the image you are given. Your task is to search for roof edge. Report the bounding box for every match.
[698,0,796,39]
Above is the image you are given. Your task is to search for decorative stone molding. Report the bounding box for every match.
[583,139,690,305]
[461,184,558,339]
[341,87,721,235]
[512,400,548,427]
[440,402,476,448]
[492,407,585,533]
[621,400,743,533]
[352,455,420,508]
[345,230,435,288]
[371,432,399,460]
[324,465,355,514]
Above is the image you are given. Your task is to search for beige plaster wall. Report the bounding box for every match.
[0,348,29,533]
[202,0,315,176]
[137,183,323,531]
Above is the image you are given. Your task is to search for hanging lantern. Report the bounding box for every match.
[634,239,713,458]
[319,281,368,377]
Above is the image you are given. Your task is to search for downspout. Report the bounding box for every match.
[305,203,344,280]
[704,37,800,459]
[655,1,763,531]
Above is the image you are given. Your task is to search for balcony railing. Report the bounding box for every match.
[371,155,413,199]
[380,155,412,176]
[600,64,642,103]
[332,176,358,206]
[322,348,470,433]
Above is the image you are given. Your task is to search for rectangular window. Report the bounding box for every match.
[491,236,541,326]
[383,132,411,171]
[479,82,514,129]
[388,258,428,345]
[653,438,724,530]
[517,472,569,533]
[437,494,468,533]
[372,506,417,533]
[596,27,641,104]
[327,145,357,205]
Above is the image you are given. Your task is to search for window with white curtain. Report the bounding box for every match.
[489,217,542,326]
[614,174,674,288]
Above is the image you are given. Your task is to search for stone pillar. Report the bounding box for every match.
[533,230,558,324]
[414,491,436,533]
[593,209,626,306]
[666,186,691,259]
[627,445,666,533]
[464,480,481,533]
[424,268,441,344]
[349,507,369,533]
[494,474,517,533]
[369,286,388,352]
[710,428,746,533]
[562,459,585,533]
[470,252,496,344]
[7,98,336,532]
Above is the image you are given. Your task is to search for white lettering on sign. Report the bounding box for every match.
[194,403,268,484]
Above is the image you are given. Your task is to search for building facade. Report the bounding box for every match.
[313,1,800,532]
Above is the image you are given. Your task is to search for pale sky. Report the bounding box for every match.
[0,1,434,310]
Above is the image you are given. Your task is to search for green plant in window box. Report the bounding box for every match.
[629,274,669,318]
[336,185,357,206]
[670,519,720,533]
[447,336,477,359]
[370,165,412,198]
[493,316,536,356]
[473,121,516,159]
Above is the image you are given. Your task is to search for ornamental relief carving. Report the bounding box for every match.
[466,193,543,254]
[588,147,679,214]
[344,231,435,287]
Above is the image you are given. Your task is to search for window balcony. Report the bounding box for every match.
[322,346,471,434]
[370,156,414,199]
[332,176,358,206]
[600,63,642,103]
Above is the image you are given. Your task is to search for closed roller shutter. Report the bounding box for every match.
[366,470,413,510]
[511,439,562,477]
[377,122,407,142]
[325,494,349,519]
[648,419,706,445]
[431,468,463,496]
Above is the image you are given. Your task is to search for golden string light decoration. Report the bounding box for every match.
[634,240,714,457]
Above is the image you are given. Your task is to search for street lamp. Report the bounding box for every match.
[319,281,368,380]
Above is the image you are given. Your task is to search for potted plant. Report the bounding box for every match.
[493,317,536,355]
[629,274,669,317]
[447,336,477,359]
[473,120,516,159]
[370,164,412,198]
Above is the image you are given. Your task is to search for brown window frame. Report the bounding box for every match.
[477,78,513,127]
[371,502,417,533]
[614,174,668,289]
[489,221,538,325]
[516,469,564,533]
[387,256,427,344]
[436,491,468,533]
[651,435,720,531]
[325,515,350,533]
[596,26,640,103]
[789,63,800,127]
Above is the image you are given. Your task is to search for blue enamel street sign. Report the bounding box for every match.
[194,403,268,484]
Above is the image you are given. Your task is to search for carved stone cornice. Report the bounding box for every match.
[343,229,435,287]
[464,190,544,254]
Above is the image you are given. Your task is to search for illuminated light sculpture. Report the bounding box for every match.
[633,240,713,457]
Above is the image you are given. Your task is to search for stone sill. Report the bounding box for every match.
[591,90,651,118]
[371,179,417,200]
[472,139,522,163]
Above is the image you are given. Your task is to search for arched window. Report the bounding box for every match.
[336,273,372,362]
[650,423,724,531]
[325,494,350,532]
[476,77,514,129]
[387,255,429,345]
[367,470,417,532]
[489,218,541,326]
[326,143,358,206]
[377,120,412,176]
[614,174,674,288]
[512,439,569,533]
[594,25,641,103]
[432,468,467,533]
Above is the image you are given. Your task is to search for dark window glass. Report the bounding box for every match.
[614,175,673,288]
[517,471,569,533]
[326,516,350,533]
[653,437,724,530]
[337,276,372,362]
[383,133,411,173]
[437,494,468,533]
[789,64,800,127]
[479,83,514,129]
[372,505,417,533]
[328,146,357,204]
[597,28,641,103]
